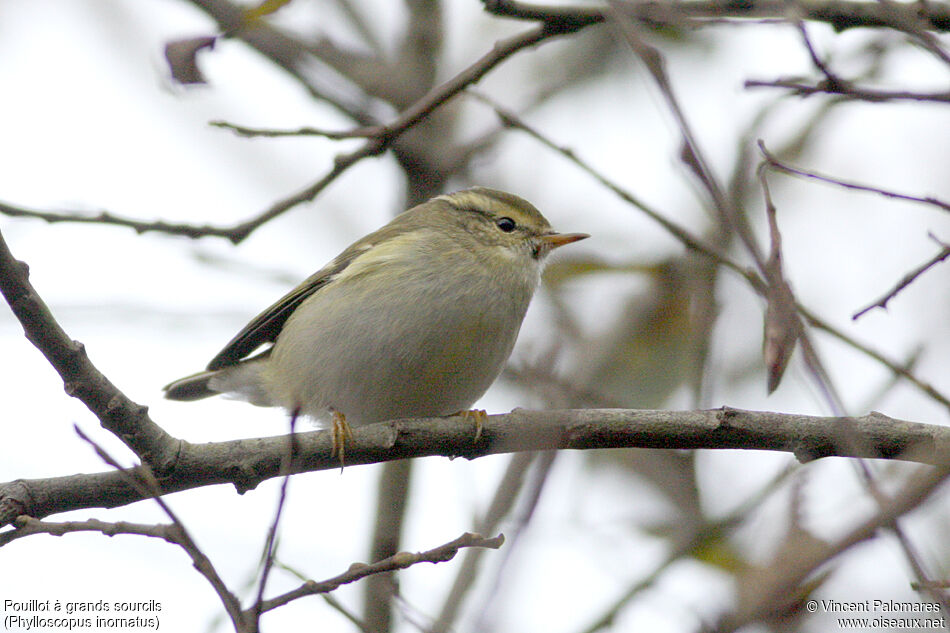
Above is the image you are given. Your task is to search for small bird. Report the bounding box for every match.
[164,187,588,452]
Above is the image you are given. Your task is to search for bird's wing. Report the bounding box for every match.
[205,249,362,370]
[204,202,432,370]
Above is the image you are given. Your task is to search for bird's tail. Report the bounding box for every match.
[163,358,274,406]
[163,370,218,401]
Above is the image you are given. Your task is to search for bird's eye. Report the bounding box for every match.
[495,217,517,233]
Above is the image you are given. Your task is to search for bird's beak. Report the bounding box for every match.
[541,232,590,249]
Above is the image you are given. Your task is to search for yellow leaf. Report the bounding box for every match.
[242,0,295,25]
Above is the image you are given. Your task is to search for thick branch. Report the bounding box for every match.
[0,230,180,472]
[1,408,947,530]
[483,0,950,32]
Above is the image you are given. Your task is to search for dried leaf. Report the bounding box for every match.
[764,283,800,393]
[760,170,802,393]
[164,36,217,85]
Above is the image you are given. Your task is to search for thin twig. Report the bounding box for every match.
[0,200,245,240]
[430,452,539,633]
[758,144,950,319]
[209,120,380,139]
[273,560,373,631]
[2,23,584,243]
[470,98,950,410]
[469,91,735,268]
[249,414,299,626]
[757,133,947,605]
[796,20,839,82]
[3,516,178,546]
[259,532,505,613]
[801,304,950,410]
[853,234,950,319]
[72,425,246,630]
[744,78,950,103]
[760,145,950,214]
[612,7,850,409]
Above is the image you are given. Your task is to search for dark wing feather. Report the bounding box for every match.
[204,198,440,371]
[205,257,350,370]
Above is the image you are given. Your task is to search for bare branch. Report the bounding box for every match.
[1,408,947,531]
[795,19,838,81]
[745,78,950,102]
[249,416,299,627]
[760,146,950,213]
[2,516,179,546]
[758,145,950,321]
[209,120,379,139]
[364,460,413,632]
[260,532,505,613]
[471,92,733,267]
[0,228,180,471]
[871,0,950,65]
[853,234,950,319]
[474,98,950,410]
[73,426,246,630]
[0,200,245,241]
[757,124,945,605]
[186,0,379,123]
[611,10,849,406]
[801,304,950,410]
[432,452,541,633]
[483,0,950,32]
[1,483,504,630]
[3,23,580,243]
[214,22,587,243]
[608,11,745,253]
